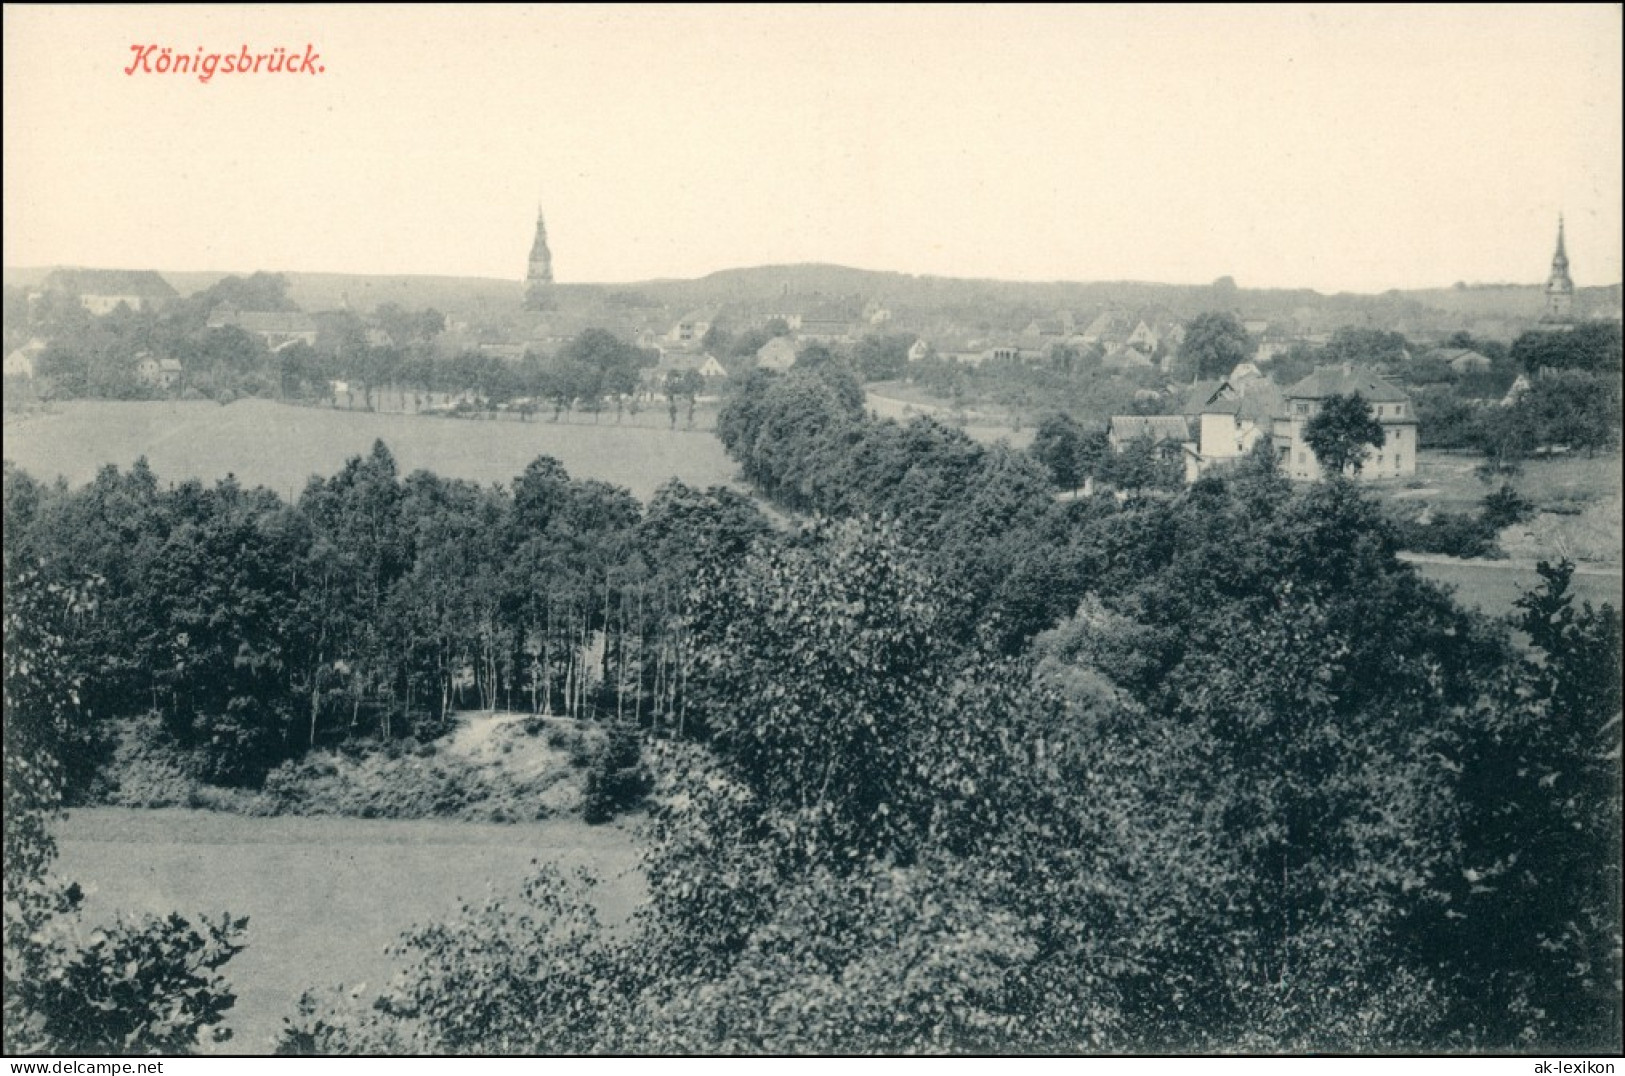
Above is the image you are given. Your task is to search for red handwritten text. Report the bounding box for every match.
[124,45,325,82]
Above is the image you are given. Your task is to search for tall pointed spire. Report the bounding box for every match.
[527,205,554,285]
[525,204,554,309]
[1542,214,1574,324]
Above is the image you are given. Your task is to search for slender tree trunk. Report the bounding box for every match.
[601,575,613,686]
[634,586,645,729]
[579,618,591,718]
[543,604,554,715]
[564,613,576,720]
[309,663,324,750]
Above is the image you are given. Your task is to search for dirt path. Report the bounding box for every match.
[1398,551,1622,576]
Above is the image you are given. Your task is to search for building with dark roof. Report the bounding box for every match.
[207,305,318,350]
[1180,371,1286,480]
[1108,414,1191,450]
[42,269,177,315]
[1275,365,1417,481]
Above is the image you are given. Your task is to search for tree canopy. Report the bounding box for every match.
[1303,392,1385,476]
[1176,311,1255,381]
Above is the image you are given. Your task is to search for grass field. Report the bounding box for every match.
[2,399,740,502]
[54,807,645,1054]
[1410,558,1622,620]
[1379,450,1622,565]
[864,385,1037,450]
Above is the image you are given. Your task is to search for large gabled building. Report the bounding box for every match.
[41,268,177,315]
[1275,365,1417,481]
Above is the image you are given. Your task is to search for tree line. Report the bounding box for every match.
[5,274,721,422]
[2,445,768,791]
[717,364,1106,650]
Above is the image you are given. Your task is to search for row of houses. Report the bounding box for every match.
[910,311,1188,370]
[1108,364,1419,483]
[2,337,186,388]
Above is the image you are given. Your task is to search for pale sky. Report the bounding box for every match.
[4,4,1621,292]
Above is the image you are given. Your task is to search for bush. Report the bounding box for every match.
[1393,510,1498,558]
[581,723,650,824]
[8,906,247,1054]
[5,585,247,1054]
[1481,484,1536,530]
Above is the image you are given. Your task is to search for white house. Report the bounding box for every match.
[1274,366,1417,481]
[1180,375,1285,481]
[3,338,46,379]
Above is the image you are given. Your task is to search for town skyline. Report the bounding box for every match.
[4,5,1621,292]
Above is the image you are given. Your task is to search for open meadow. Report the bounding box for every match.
[54,807,646,1054]
[1407,555,1622,620]
[2,398,740,502]
[1380,449,1622,565]
[865,384,1037,450]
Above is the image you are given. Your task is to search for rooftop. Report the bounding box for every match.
[43,268,177,299]
[1284,365,1410,403]
[1109,414,1191,443]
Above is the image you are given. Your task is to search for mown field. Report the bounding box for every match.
[54,807,645,1054]
[865,384,1037,450]
[2,399,739,502]
[1380,449,1622,565]
[1409,557,1622,620]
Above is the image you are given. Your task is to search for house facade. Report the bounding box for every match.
[1274,366,1417,481]
[42,269,177,314]
[665,310,716,349]
[136,355,183,389]
[1180,371,1285,481]
[3,338,46,379]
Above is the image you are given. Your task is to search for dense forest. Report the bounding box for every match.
[4,359,1621,1053]
[2,447,769,792]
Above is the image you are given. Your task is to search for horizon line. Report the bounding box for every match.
[5,261,1621,298]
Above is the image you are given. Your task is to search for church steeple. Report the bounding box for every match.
[1542,214,1574,324]
[525,205,554,310]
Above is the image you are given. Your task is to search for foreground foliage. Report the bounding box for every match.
[280,488,1621,1053]
[3,566,246,1054]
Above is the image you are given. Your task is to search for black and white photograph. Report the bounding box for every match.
[2,4,1621,1062]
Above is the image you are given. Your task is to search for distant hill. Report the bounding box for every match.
[2,267,527,317]
[6,263,1620,336]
